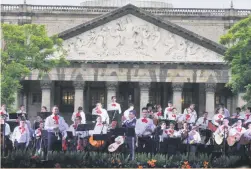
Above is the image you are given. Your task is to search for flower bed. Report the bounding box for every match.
[1,150,251,168]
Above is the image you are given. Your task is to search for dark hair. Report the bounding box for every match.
[215,108,220,114]
[156,105,161,110]
[42,106,47,111]
[20,105,24,108]
[236,107,241,111]
[190,103,195,106]
[78,106,83,111]
[247,107,251,111]
[142,107,148,111]
[203,111,208,114]
[168,101,172,104]
[111,96,116,100]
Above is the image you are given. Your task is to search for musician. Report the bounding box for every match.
[196,111,209,129]
[243,122,251,143]
[178,122,190,144]
[1,104,9,120]
[12,119,30,150]
[123,103,134,121]
[122,110,137,159]
[231,107,243,119]
[107,96,121,128]
[71,106,86,124]
[219,103,230,118]
[135,107,156,153]
[214,117,230,138]
[1,112,12,154]
[242,107,251,124]
[188,125,201,153]
[34,121,44,155]
[164,101,173,119]
[92,103,109,126]
[166,107,180,121]
[165,122,178,138]
[16,105,26,115]
[182,105,197,124]
[146,103,154,119]
[159,122,168,140]
[212,108,225,126]
[44,106,68,152]
[41,106,48,112]
[91,116,108,134]
[153,105,163,119]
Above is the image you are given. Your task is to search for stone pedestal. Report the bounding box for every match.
[205,83,216,118]
[139,82,150,117]
[106,82,118,109]
[172,83,183,114]
[40,80,52,111]
[73,81,85,112]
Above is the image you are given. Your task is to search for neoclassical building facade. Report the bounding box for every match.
[2,2,250,123]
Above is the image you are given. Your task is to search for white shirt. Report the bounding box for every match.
[107,102,122,114]
[12,126,30,146]
[89,123,108,135]
[135,118,156,136]
[44,114,68,139]
[123,107,134,120]
[212,114,225,126]
[229,126,246,136]
[188,130,201,144]
[71,111,86,124]
[196,117,209,129]
[92,108,110,125]
[241,112,251,122]
[164,128,179,138]
[16,110,26,114]
[164,107,173,119]
[182,109,197,124]
[3,123,11,136]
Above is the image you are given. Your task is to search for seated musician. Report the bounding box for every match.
[44,106,68,152]
[212,108,225,126]
[229,119,246,143]
[12,119,30,150]
[92,103,109,125]
[182,105,197,124]
[177,122,190,144]
[122,110,137,159]
[107,96,121,128]
[159,122,168,141]
[135,107,156,153]
[165,122,178,138]
[231,107,243,119]
[167,107,180,121]
[188,125,201,144]
[196,111,209,130]
[164,101,174,119]
[243,122,251,142]
[34,121,44,156]
[16,105,27,116]
[71,106,86,124]
[214,117,230,138]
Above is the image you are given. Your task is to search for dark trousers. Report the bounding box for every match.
[15,142,26,150]
[35,138,42,151]
[126,137,135,159]
[138,136,153,153]
[47,132,62,151]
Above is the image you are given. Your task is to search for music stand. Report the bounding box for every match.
[6,121,19,132]
[8,113,17,120]
[41,130,48,160]
[37,112,51,120]
[67,131,74,139]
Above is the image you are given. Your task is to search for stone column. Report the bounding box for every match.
[40,80,52,111]
[237,92,247,108]
[172,83,184,114]
[205,83,216,118]
[73,81,85,112]
[139,82,150,116]
[106,82,118,109]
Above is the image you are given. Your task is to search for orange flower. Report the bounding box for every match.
[203,161,209,168]
[138,165,143,168]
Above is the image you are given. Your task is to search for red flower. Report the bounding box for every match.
[142,118,148,123]
[218,114,223,119]
[112,103,116,107]
[53,115,59,124]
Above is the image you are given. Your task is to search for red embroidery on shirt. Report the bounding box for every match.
[0,112,3,115]
[73,124,77,129]
[142,118,148,123]
[96,123,102,126]
[19,127,25,134]
[76,112,81,117]
[246,114,250,120]
[169,129,174,135]
[53,115,59,124]
[203,118,207,124]
[172,114,176,118]
[112,103,116,107]
[167,107,173,111]
[236,128,242,133]
[157,112,162,116]
[96,108,102,114]
[186,114,191,120]
[218,114,223,119]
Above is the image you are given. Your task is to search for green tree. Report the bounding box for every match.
[1,24,68,108]
[220,16,251,106]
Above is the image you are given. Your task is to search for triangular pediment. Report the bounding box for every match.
[59,4,226,63]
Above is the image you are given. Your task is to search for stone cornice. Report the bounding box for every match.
[172,82,184,92]
[73,81,85,89]
[205,83,216,92]
[40,80,52,89]
[139,82,151,91]
[106,81,118,90]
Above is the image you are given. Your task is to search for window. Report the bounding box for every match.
[32,93,41,104]
[62,90,74,105]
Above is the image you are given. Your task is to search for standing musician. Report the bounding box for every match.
[1,104,9,120]
[1,112,12,154]
[164,101,174,120]
[196,111,209,130]
[182,104,197,124]
[123,103,134,121]
[71,106,86,124]
[122,110,137,159]
[16,105,27,116]
[34,121,44,156]
[214,117,231,139]
[107,96,121,128]
[153,105,163,119]
[243,107,251,124]
[135,107,156,153]
[12,119,30,150]
[44,106,68,152]
[231,107,243,119]
[92,103,109,125]
[212,108,225,127]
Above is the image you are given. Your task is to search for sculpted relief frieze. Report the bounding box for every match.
[63,14,224,63]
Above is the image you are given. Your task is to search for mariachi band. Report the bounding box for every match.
[1,97,251,158]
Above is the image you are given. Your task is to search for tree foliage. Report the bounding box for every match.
[1,24,68,108]
[220,16,251,106]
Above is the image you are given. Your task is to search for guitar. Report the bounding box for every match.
[227,133,242,146]
[108,136,125,152]
[213,132,224,145]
